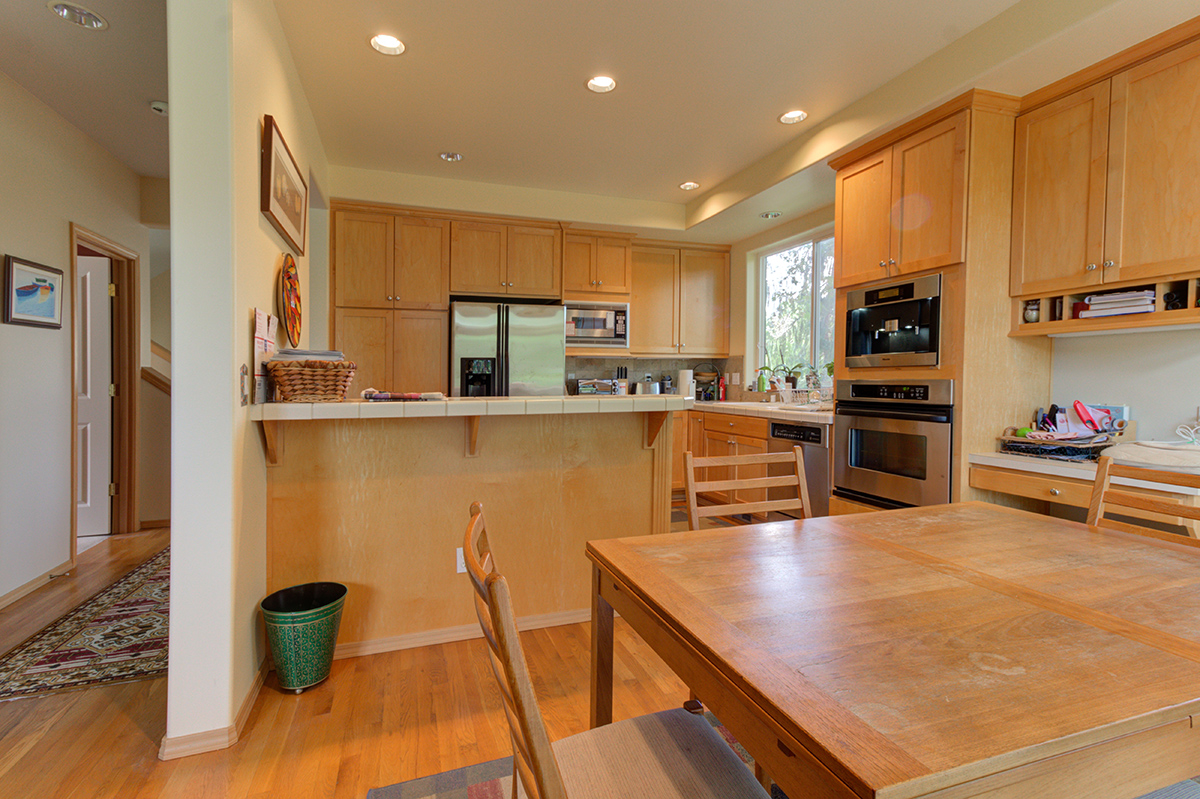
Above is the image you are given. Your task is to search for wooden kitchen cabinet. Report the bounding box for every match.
[450,221,561,297]
[333,211,450,309]
[833,110,968,288]
[394,310,448,393]
[563,233,632,298]
[334,211,393,309]
[1011,83,1110,297]
[1012,38,1200,299]
[333,307,391,399]
[702,414,769,508]
[671,411,687,491]
[630,245,728,356]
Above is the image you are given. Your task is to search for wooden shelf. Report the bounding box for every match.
[1011,276,1200,336]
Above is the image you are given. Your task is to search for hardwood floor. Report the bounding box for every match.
[0,533,688,798]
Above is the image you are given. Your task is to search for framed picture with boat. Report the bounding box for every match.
[4,255,63,329]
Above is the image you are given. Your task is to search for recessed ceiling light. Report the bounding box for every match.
[370,34,405,55]
[779,110,808,124]
[440,152,463,162]
[47,1,107,29]
[679,182,700,191]
[760,211,782,219]
[587,76,617,93]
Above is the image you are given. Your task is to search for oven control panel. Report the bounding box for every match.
[850,383,928,401]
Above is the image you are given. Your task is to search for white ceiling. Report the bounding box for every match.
[3,0,1198,244]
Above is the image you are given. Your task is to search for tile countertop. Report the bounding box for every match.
[696,400,835,425]
[969,451,1200,495]
[249,395,692,420]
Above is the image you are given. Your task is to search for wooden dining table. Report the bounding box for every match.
[587,502,1200,799]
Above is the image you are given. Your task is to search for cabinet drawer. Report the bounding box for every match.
[703,413,769,439]
[969,466,1090,505]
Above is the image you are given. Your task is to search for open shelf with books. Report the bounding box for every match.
[1011,276,1200,337]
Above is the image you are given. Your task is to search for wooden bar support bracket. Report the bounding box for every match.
[466,416,481,457]
[644,411,668,448]
[261,421,281,465]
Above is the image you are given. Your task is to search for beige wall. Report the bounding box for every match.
[165,0,329,745]
[0,69,149,600]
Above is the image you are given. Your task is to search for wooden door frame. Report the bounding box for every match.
[70,223,141,551]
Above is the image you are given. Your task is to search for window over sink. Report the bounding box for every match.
[760,229,835,385]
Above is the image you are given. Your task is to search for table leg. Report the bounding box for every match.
[590,564,614,728]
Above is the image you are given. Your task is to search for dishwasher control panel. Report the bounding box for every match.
[770,422,823,445]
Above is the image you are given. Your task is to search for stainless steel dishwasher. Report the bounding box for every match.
[767,421,831,518]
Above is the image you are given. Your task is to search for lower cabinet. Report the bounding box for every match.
[701,414,769,508]
[671,411,688,491]
[334,307,448,397]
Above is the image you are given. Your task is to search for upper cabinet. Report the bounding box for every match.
[1010,83,1110,296]
[629,246,728,357]
[833,110,968,288]
[449,221,561,298]
[334,210,450,309]
[1012,38,1200,298]
[563,233,632,298]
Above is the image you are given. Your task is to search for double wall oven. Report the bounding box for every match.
[833,378,953,510]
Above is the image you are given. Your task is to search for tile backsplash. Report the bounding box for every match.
[567,356,734,395]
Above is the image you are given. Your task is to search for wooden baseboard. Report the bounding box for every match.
[0,557,75,612]
[158,657,269,760]
[333,608,592,660]
[139,519,170,530]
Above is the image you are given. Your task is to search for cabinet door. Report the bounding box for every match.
[834,150,893,288]
[594,238,632,293]
[394,310,448,394]
[507,226,562,297]
[562,235,595,293]
[890,110,968,276]
[671,411,687,491]
[1011,84,1109,296]
[688,411,705,458]
[1106,38,1200,282]
[334,307,392,397]
[733,434,768,508]
[334,211,393,308]
[679,250,729,357]
[450,221,507,294]
[396,217,450,309]
[630,247,679,354]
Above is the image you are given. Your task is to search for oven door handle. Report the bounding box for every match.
[835,407,952,424]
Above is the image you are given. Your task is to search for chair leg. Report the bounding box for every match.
[683,690,704,714]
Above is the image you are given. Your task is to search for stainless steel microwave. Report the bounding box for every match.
[845,273,941,368]
[565,302,628,348]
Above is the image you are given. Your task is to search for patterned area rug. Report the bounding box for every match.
[0,547,169,701]
[368,711,789,799]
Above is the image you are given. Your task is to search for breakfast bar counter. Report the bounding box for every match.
[255,396,686,658]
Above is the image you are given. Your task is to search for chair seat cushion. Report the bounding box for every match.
[518,708,769,799]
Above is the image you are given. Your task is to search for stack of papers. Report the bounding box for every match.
[1078,290,1155,318]
[270,349,345,361]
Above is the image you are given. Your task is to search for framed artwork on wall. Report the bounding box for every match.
[4,255,64,329]
[260,114,307,256]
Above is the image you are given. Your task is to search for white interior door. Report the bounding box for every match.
[76,255,112,537]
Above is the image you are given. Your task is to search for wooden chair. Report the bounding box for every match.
[463,502,769,799]
[684,446,810,531]
[1087,456,1200,540]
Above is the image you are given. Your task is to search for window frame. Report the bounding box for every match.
[757,224,835,383]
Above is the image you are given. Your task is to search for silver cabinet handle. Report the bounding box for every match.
[590,280,596,286]
[889,259,896,265]
[1086,263,1097,271]
[1103,260,1115,269]
[879,260,887,267]
[1050,488,1060,496]
[387,295,393,300]
[597,280,603,286]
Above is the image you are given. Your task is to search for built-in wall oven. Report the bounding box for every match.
[846,273,941,368]
[833,379,953,509]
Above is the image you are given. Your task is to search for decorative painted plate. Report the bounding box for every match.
[279,253,301,347]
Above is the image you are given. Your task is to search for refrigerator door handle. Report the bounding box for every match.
[500,304,509,396]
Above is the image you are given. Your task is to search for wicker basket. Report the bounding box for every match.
[267,360,357,402]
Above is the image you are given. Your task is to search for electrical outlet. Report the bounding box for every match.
[456,547,466,574]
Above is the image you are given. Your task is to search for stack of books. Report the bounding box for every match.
[1077,290,1155,318]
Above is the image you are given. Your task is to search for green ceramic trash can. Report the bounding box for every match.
[260,582,347,693]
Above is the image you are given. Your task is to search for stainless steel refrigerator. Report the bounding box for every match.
[450,302,566,397]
